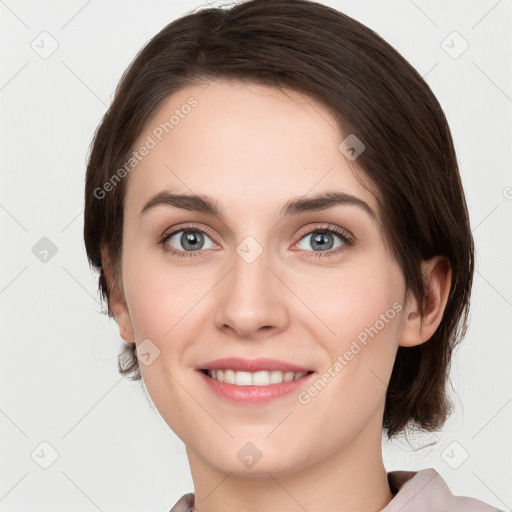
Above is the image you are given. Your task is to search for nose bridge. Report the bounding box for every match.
[233,236,269,295]
[214,234,287,336]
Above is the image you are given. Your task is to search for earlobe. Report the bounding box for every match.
[117,320,135,344]
[100,248,136,344]
[398,255,452,348]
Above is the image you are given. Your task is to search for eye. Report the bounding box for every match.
[159,222,354,259]
[160,224,218,257]
[294,224,354,258]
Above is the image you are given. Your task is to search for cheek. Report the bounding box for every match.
[122,250,212,342]
[127,277,188,340]
[291,258,405,344]
[297,288,403,438]
[293,259,405,403]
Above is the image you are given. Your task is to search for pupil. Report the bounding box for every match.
[312,232,333,250]
[181,231,204,251]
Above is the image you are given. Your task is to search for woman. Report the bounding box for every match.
[83,1,503,510]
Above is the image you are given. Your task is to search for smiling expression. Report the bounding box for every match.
[109,79,412,476]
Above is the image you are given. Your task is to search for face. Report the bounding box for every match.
[113,79,413,477]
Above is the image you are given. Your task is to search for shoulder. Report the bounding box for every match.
[168,492,195,512]
[383,468,504,512]
[168,470,505,512]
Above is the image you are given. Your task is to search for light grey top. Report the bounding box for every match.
[169,468,504,512]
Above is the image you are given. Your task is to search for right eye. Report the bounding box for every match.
[160,225,219,257]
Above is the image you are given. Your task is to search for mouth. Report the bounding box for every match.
[197,367,317,405]
[195,357,317,403]
[200,368,315,386]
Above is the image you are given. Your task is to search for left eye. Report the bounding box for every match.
[296,230,345,252]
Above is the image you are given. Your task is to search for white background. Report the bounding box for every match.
[0,0,511,511]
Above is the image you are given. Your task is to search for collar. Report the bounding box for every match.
[169,468,502,512]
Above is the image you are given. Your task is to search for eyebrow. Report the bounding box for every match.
[140,190,377,220]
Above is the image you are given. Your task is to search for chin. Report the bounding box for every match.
[197,441,312,479]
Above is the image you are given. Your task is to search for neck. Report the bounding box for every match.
[186,415,394,512]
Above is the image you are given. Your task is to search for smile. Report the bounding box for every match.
[198,368,316,404]
[202,368,313,386]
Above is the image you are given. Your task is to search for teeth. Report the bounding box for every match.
[206,369,309,386]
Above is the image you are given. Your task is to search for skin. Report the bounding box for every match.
[104,79,452,512]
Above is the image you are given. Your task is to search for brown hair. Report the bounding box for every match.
[83,0,474,439]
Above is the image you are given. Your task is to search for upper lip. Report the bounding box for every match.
[197,357,314,373]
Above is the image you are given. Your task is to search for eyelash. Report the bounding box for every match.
[159,222,355,259]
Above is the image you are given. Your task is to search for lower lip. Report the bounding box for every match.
[198,370,316,404]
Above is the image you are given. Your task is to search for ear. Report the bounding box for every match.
[398,255,452,348]
[101,247,135,344]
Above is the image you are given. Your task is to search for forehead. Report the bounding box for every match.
[125,79,379,223]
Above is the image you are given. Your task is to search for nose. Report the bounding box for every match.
[213,243,289,339]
